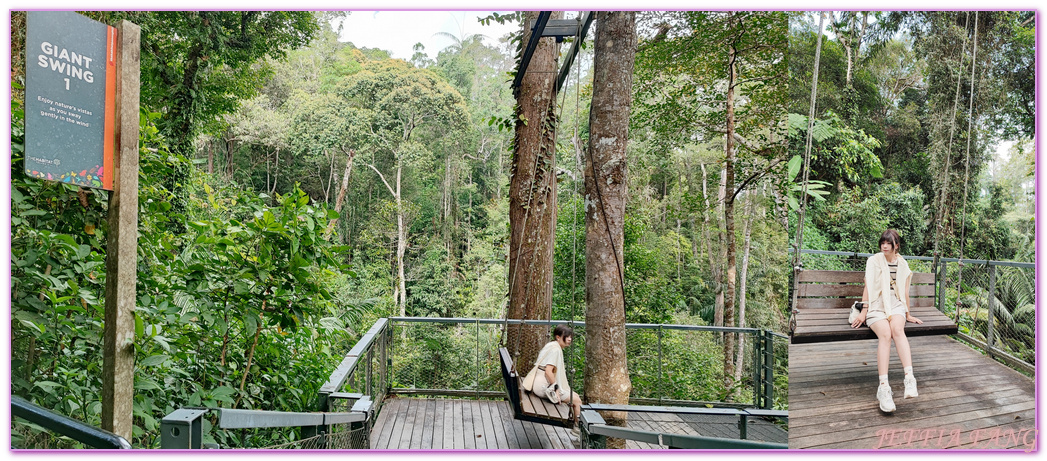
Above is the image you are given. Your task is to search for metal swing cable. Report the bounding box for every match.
[932,12,972,269]
[791,12,824,271]
[956,12,979,320]
[568,20,584,414]
[506,18,560,363]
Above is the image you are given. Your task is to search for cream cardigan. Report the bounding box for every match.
[865,252,912,314]
[533,341,571,395]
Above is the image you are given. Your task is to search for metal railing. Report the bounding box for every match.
[792,249,1034,375]
[335,317,785,410]
[939,258,1035,374]
[160,316,786,449]
[159,399,375,449]
[11,395,131,449]
[579,407,787,449]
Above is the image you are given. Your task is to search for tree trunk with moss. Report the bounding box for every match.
[507,11,563,367]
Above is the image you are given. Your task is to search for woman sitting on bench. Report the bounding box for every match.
[850,229,923,413]
[531,324,583,423]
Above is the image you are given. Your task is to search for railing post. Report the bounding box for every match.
[160,408,207,449]
[580,410,607,449]
[763,331,774,410]
[751,331,761,408]
[475,318,481,400]
[939,259,947,316]
[386,322,394,400]
[986,264,997,358]
[366,347,374,399]
[306,390,330,446]
[350,397,373,449]
[737,413,748,440]
[657,325,664,404]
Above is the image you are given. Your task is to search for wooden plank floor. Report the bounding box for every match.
[370,397,787,449]
[789,335,1035,449]
[370,397,578,449]
[621,411,788,448]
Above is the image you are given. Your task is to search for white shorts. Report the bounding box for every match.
[866,295,906,327]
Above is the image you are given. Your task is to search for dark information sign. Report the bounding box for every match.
[25,11,116,190]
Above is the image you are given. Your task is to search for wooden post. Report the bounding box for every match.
[101,19,140,441]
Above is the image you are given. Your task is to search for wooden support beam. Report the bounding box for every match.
[101,19,140,441]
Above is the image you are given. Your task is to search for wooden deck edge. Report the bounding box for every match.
[791,327,959,344]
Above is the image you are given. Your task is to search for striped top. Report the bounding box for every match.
[888,260,898,294]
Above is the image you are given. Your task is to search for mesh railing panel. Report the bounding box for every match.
[385,319,780,408]
[389,321,505,395]
[943,262,1035,368]
[795,250,1034,372]
[257,424,369,450]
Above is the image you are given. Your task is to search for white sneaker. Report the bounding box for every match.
[546,384,561,404]
[904,375,918,398]
[877,383,896,413]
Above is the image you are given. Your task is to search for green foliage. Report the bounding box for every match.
[11,11,807,447]
[788,111,883,184]
[872,182,928,255]
[811,187,889,253]
[786,154,830,211]
[11,89,364,447]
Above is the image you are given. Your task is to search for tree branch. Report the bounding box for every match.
[731,157,785,203]
[366,161,397,198]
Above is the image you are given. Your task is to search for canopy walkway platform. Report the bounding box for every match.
[369,397,788,449]
[151,316,788,450]
[789,335,1035,449]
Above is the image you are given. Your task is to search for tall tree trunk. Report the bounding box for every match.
[366,158,407,317]
[325,149,356,239]
[207,140,214,174]
[271,147,280,195]
[714,164,727,329]
[396,163,406,317]
[701,163,725,327]
[584,11,636,449]
[723,38,739,390]
[226,138,234,177]
[507,11,563,367]
[829,12,868,89]
[733,188,759,391]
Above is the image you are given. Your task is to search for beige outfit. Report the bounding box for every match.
[864,252,912,326]
[532,341,571,401]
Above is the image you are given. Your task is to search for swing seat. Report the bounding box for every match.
[498,347,574,428]
[791,270,958,344]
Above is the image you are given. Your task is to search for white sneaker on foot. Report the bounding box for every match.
[546,383,561,404]
[877,383,896,413]
[904,375,918,398]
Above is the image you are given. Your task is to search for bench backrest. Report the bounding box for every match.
[498,347,522,414]
[795,270,936,310]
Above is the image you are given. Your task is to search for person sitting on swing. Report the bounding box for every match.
[530,324,582,423]
[850,229,923,413]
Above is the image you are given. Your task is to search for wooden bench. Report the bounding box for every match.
[498,347,574,427]
[791,270,958,344]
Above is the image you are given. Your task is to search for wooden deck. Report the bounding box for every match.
[370,397,577,449]
[369,397,787,449]
[789,335,1035,449]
